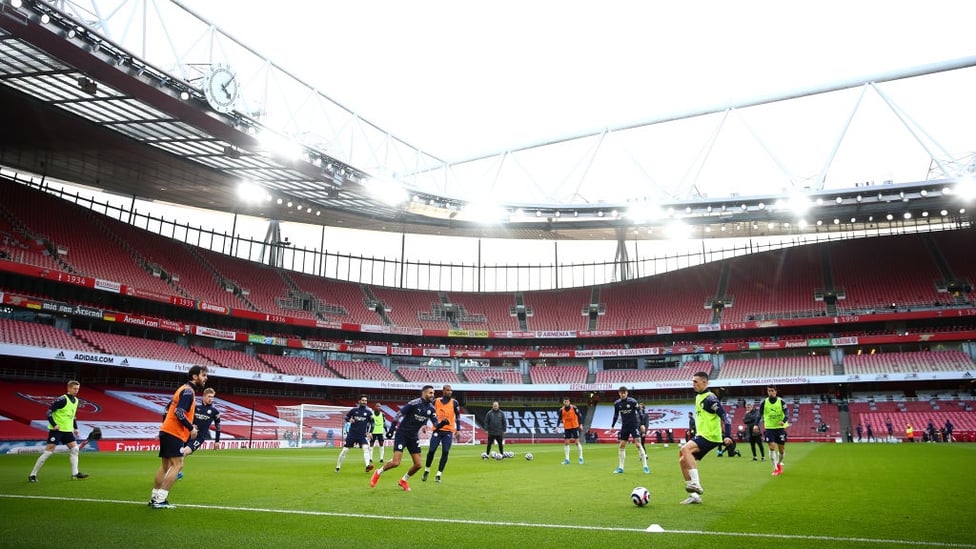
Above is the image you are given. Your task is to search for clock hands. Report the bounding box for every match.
[219,74,236,101]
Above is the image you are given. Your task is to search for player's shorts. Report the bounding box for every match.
[618,425,642,442]
[764,428,787,444]
[429,430,454,452]
[45,430,76,446]
[393,432,422,455]
[371,433,385,445]
[687,435,722,460]
[564,428,581,440]
[343,432,370,448]
[158,431,186,458]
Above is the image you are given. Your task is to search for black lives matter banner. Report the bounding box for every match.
[469,406,577,438]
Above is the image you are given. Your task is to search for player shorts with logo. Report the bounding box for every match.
[343,433,370,448]
[393,431,422,455]
[158,431,186,458]
[689,435,722,460]
[564,428,581,440]
[764,428,787,444]
[617,424,642,442]
[45,430,76,446]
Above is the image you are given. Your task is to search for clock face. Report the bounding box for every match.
[203,64,239,113]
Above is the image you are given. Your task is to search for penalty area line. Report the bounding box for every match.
[2,494,973,548]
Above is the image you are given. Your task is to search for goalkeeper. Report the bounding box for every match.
[369,385,449,492]
[175,388,221,480]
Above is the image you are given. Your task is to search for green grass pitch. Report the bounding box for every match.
[2,442,974,548]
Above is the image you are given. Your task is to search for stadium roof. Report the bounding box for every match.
[1,0,975,240]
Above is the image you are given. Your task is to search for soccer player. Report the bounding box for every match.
[637,402,651,451]
[370,385,448,491]
[149,365,208,509]
[369,403,388,465]
[757,384,790,476]
[28,380,89,482]
[610,386,649,474]
[678,371,734,504]
[558,396,584,465]
[336,395,374,472]
[422,384,460,482]
[176,387,222,480]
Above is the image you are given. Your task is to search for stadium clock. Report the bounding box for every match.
[203,63,239,114]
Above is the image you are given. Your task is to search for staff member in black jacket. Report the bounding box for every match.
[742,402,765,461]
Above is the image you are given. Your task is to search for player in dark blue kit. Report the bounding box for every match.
[370,385,448,491]
[336,395,375,473]
[610,386,649,474]
[175,387,221,480]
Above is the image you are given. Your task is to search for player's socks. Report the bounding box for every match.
[618,448,626,469]
[30,451,52,476]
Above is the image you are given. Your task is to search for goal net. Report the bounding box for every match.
[275,404,478,449]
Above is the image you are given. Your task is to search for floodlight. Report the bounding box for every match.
[366,175,408,206]
[461,202,507,224]
[236,181,263,202]
[954,177,976,201]
[665,221,691,240]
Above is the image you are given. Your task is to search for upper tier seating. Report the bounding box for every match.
[598,263,720,328]
[446,292,519,331]
[725,246,824,321]
[287,273,381,325]
[2,181,174,295]
[522,287,590,331]
[829,235,943,312]
[368,286,447,329]
[196,249,317,319]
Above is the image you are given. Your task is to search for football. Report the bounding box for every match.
[525,452,533,461]
[631,486,650,507]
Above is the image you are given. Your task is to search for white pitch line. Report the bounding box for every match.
[2,494,974,548]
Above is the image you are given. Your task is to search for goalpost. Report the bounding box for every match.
[275,404,478,449]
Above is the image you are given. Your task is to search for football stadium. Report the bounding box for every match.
[1,2,975,548]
